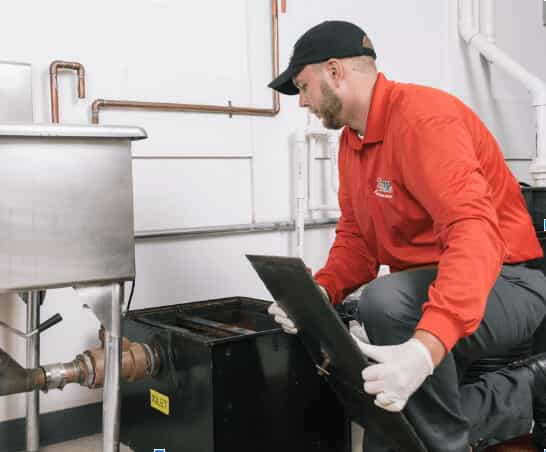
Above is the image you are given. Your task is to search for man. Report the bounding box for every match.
[267,20,546,452]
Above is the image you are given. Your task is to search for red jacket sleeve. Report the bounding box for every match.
[400,117,506,351]
[314,144,379,305]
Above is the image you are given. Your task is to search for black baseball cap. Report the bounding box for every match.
[268,20,376,95]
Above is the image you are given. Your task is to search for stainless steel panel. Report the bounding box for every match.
[0,61,33,122]
[0,123,146,139]
[0,135,140,292]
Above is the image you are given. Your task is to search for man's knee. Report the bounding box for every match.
[358,277,395,324]
[357,271,431,345]
[356,276,405,344]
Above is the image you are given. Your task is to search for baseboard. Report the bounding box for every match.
[0,402,102,452]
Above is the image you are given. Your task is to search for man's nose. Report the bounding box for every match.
[298,92,308,108]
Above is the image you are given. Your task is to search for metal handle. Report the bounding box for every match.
[0,313,63,338]
[37,314,63,334]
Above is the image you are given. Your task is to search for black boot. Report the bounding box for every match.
[509,352,546,448]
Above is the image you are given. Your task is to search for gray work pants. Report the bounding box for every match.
[355,265,546,452]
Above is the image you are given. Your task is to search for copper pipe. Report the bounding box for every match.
[281,0,286,13]
[0,338,158,395]
[49,60,86,123]
[91,0,280,124]
[79,341,159,389]
[39,338,159,391]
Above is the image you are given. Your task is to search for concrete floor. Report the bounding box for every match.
[39,434,133,452]
[37,424,364,451]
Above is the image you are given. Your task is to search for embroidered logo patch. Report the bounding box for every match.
[375,178,393,199]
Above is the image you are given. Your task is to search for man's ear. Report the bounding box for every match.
[325,58,344,87]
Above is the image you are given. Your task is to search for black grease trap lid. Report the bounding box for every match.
[246,254,429,452]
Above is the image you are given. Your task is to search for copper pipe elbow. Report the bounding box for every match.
[91,99,105,124]
[49,60,86,123]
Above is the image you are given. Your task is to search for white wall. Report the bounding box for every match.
[0,0,542,426]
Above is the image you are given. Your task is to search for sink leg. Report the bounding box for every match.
[26,290,44,452]
[102,283,123,452]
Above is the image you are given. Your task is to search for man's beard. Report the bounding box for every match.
[317,80,344,129]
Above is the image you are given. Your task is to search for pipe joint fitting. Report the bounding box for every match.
[78,352,96,388]
[41,363,78,391]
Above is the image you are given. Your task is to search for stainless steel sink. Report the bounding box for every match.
[0,123,147,293]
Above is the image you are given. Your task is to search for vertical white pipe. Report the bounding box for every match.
[295,130,307,259]
[531,105,546,185]
[308,135,316,205]
[459,0,478,42]
[479,0,495,44]
[248,140,257,224]
[327,133,339,194]
[306,133,340,211]
[537,105,546,162]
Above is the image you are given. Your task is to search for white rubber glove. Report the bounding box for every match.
[349,320,371,343]
[268,302,298,334]
[350,333,434,412]
[267,285,330,335]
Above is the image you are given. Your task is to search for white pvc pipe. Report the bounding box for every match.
[479,0,495,45]
[532,105,546,185]
[459,0,546,105]
[458,0,546,185]
[306,132,340,212]
[327,132,340,194]
[465,35,546,105]
[459,0,479,43]
[537,105,546,161]
[307,135,316,205]
[294,128,341,259]
[295,129,307,259]
[249,152,257,224]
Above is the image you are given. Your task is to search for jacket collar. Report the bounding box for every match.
[346,72,394,151]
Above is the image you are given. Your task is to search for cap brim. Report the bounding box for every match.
[268,65,301,95]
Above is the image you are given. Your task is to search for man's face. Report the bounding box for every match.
[293,65,344,130]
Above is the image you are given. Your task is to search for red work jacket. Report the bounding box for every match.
[314,73,542,351]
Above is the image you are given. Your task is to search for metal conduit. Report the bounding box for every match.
[134,219,338,240]
[91,0,280,124]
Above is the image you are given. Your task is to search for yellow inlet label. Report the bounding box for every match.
[150,389,170,415]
